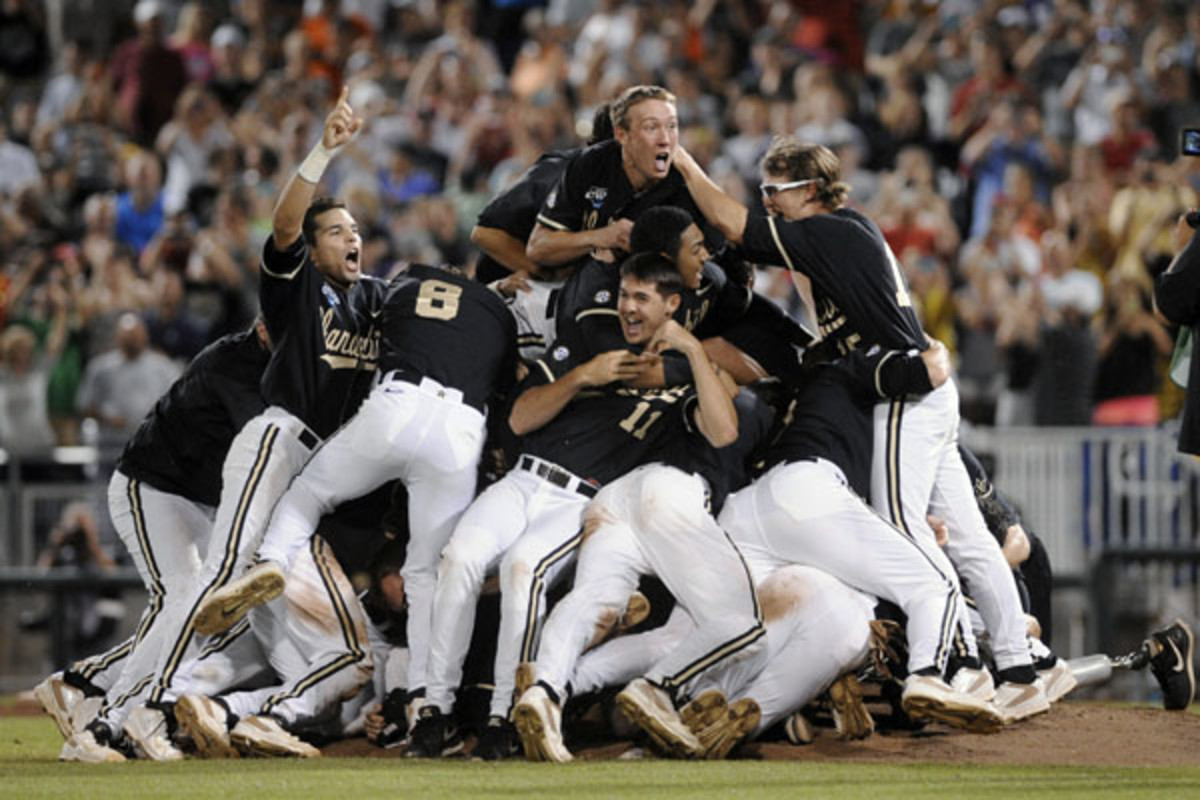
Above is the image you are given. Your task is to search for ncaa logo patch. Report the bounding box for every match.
[553,346,570,361]
[593,289,612,304]
[322,283,341,307]
[585,185,608,209]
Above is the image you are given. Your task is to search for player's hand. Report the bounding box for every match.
[364,704,385,743]
[581,349,654,386]
[1175,209,1198,252]
[496,270,533,297]
[647,318,701,358]
[921,337,951,388]
[323,86,364,150]
[594,219,633,253]
[926,514,949,548]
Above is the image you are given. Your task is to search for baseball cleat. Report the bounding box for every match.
[1036,658,1078,704]
[513,686,573,763]
[950,666,996,703]
[1147,619,1196,710]
[695,697,761,759]
[405,706,464,758]
[828,673,874,740]
[230,715,320,758]
[900,674,1004,733]
[60,728,125,763]
[194,561,285,636]
[34,672,83,740]
[993,679,1051,723]
[680,689,728,735]
[616,678,703,759]
[472,715,520,761]
[124,705,183,761]
[175,695,238,759]
[783,710,814,745]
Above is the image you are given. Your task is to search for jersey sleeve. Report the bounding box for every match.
[535,155,588,233]
[741,213,853,286]
[839,346,933,400]
[258,235,310,335]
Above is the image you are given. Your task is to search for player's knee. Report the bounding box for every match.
[439,535,491,585]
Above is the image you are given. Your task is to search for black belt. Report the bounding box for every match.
[298,427,320,450]
[517,455,598,498]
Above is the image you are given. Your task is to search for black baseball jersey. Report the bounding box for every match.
[518,341,697,486]
[673,386,776,514]
[742,208,925,357]
[535,139,716,264]
[705,292,812,385]
[766,346,935,498]
[553,257,750,382]
[475,148,579,283]
[379,263,518,412]
[259,235,384,438]
[118,330,268,506]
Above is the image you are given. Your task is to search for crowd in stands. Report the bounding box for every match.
[1,0,1200,457]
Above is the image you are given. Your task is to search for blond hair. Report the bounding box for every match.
[609,85,677,132]
[761,137,851,209]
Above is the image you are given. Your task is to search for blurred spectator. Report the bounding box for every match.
[1093,274,1173,425]
[0,0,49,79]
[1034,231,1102,426]
[22,501,124,664]
[35,39,86,131]
[76,312,180,463]
[170,1,215,84]
[0,318,61,455]
[209,22,255,114]
[1062,26,1136,148]
[1098,91,1157,184]
[110,0,189,146]
[115,150,166,255]
[1109,150,1197,282]
[155,85,234,216]
[0,117,42,198]
[143,268,208,363]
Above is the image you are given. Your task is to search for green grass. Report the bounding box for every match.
[3,717,1199,799]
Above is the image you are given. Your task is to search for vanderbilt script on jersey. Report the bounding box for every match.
[319,307,380,370]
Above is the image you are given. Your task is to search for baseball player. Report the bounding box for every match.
[552,206,753,386]
[409,254,709,759]
[526,85,712,272]
[563,565,882,756]
[472,102,614,283]
[46,322,270,762]
[512,380,772,762]
[172,535,375,760]
[674,139,1047,722]
[106,86,385,761]
[196,261,517,720]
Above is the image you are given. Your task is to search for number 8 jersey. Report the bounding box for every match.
[379,263,518,412]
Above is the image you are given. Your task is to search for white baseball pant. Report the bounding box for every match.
[533,464,765,703]
[425,455,591,719]
[873,379,1031,671]
[258,374,486,695]
[570,565,875,737]
[718,458,962,676]
[171,537,374,736]
[74,470,214,703]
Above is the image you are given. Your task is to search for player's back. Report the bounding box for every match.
[379,263,518,411]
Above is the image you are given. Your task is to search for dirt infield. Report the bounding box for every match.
[319,703,1200,768]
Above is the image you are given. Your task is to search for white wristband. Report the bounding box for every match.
[297,142,336,184]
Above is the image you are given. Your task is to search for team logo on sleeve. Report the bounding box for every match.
[585,186,608,209]
[553,346,570,361]
[546,189,557,208]
[593,289,611,304]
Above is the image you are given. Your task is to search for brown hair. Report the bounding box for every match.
[609,85,676,132]
[761,137,851,209]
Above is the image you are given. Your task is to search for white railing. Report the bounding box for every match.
[961,425,1200,578]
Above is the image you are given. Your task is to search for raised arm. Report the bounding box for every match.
[672,146,749,245]
[272,86,363,249]
[649,319,738,447]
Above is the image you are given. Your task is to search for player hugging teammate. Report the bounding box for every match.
[35,84,1195,764]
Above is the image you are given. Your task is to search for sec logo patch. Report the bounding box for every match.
[594,290,611,304]
[553,346,570,361]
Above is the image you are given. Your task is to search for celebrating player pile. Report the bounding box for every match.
[35,84,1196,765]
